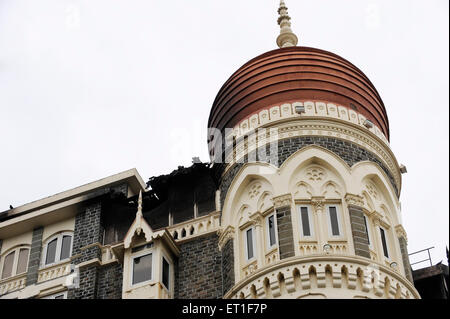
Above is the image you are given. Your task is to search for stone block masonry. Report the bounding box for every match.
[175,234,223,299]
[26,227,44,286]
[221,239,235,295]
[398,237,414,283]
[68,201,104,299]
[96,262,123,299]
[276,206,295,259]
[348,205,371,259]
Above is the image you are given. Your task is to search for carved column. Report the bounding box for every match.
[369,211,384,263]
[395,225,414,283]
[311,197,326,251]
[250,213,265,270]
[273,194,295,259]
[345,194,371,259]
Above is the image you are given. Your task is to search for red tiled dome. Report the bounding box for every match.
[208,46,389,140]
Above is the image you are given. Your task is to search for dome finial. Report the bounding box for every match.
[276,0,298,48]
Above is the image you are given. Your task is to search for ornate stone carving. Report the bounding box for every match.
[366,183,379,200]
[248,182,262,199]
[311,196,326,213]
[218,225,235,250]
[249,212,263,228]
[306,166,326,182]
[369,211,383,226]
[344,193,365,207]
[273,194,292,208]
[395,225,408,242]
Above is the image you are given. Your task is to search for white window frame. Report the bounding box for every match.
[130,247,154,288]
[0,246,30,279]
[326,205,343,238]
[363,215,373,249]
[379,226,390,260]
[160,253,171,292]
[298,205,314,239]
[266,213,278,249]
[41,232,73,267]
[42,291,68,299]
[244,226,256,262]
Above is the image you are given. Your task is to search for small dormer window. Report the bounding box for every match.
[132,251,153,285]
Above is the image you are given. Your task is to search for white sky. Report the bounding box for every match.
[0,0,448,268]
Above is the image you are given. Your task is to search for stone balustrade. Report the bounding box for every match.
[168,211,220,242]
[37,261,71,283]
[0,273,26,296]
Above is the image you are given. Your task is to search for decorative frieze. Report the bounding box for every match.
[311,197,326,213]
[218,225,235,251]
[395,225,408,242]
[345,193,365,207]
[273,194,292,209]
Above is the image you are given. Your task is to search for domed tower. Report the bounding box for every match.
[209,1,419,299]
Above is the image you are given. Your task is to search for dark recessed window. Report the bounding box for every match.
[162,257,170,289]
[363,216,371,246]
[132,253,152,285]
[300,206,311,237]
[267,215,277,247]
[380,227,389,258]
[328,206,340,236]
[246,228,254,260]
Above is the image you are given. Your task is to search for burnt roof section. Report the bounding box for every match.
[146,162,216,201]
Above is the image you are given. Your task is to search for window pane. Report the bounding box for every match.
[162,257,170,289]
[329,206,340,236]
[363,216,370,245]
[132,253,152,285]
[268,215,276,246]
[60,235,72,260]
[2,251,15,279]
[16,248,29,274]
[380,228,389,258]
[246,228,254,260]
[46,238,58,265]
[300,207,311,236]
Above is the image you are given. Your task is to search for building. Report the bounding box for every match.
[0,1,420,299]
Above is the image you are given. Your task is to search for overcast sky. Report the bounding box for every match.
[0,0,448,268]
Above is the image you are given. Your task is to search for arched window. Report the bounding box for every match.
[1,246,30,279]
[42,232,73,266]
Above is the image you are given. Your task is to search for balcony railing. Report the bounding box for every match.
[0,273,26,296]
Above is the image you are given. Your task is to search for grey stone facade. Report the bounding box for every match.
[221,239,235,295]
[26,227,44,286]
[276,206,296,259]
[97,262,123,299]
[68,202,104,299]
[219,136,398,209]
[174,234,223,299]
[347,205,371,259]
[399,237,414,283]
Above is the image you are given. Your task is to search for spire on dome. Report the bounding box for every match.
[276,0,298,48]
